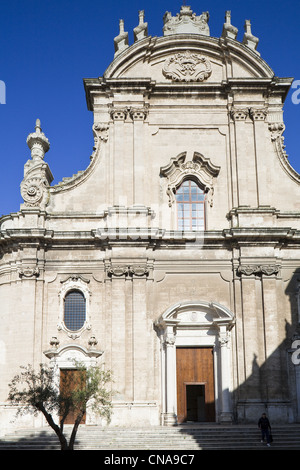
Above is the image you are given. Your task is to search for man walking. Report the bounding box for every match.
[258,413,272,446]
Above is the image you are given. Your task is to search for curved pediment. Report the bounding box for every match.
[104,33,274,83]
[155,300,235,329]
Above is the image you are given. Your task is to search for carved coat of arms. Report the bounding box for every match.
[162,50,212,82]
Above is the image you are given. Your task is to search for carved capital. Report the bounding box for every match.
[237,264,280,277]
[129,106,149,121]
[230,107,249,121]
[249,107,268,121]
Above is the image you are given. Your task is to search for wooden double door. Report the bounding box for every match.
[176,347,215,423]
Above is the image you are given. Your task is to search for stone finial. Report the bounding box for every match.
[163,6,210,36]
[221,11,238,40]
[242,20,259,54]
[133,10,148,42]
[26,118,50,161]
[114,19,129,57]
[21,119,53,208]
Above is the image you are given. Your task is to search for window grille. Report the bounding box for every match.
[64,290,86,331]
[176,180,205,230]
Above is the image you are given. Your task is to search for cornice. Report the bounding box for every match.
[1,227,300,252]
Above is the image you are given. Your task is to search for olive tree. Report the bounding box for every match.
[8,362,113,450]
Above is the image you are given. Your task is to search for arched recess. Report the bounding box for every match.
[155,300,235,425]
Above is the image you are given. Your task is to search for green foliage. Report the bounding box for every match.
[8,362,114,450]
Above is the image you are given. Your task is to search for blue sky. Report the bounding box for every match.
[0,0,299,216]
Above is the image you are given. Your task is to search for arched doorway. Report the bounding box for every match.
[155,301,235,425]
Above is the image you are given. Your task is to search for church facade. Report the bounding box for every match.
[1,6,300,433]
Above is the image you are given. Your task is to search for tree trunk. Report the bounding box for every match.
[37,402,69,450]
[68,411,85,450]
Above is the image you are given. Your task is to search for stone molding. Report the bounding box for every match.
[57,274,91,339]
[52,122,108,192]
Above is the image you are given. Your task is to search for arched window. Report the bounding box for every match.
[176,180,205,230]
[64,290,86,331]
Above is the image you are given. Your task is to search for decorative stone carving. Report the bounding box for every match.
[162,50,212,82]
[268,122,300,184]
[49,336,60,349]
[250,107,268,121]
[90,122,109,161]
[230,107,249,121]
[109,105,148,122]
[129,106,149,121]
[88,335,98,348]
[109,106,128,121]
[107,265,129,277]
[237,264,280,276]
[106,263,150,278]
[222,11,238,40]
[114,19,128,57]
[133,10,148,42]
[20,119,53,209]
[242,20,259,54]
[163,6,210,36]
[129,265,149,277]
[18,266,40,278]
[160,151,220,207]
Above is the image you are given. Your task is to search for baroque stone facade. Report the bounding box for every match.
[1,6,300,433]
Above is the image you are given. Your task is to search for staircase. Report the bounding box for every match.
[1,424,300,450]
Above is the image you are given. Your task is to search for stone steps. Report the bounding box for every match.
[1,424,300,450]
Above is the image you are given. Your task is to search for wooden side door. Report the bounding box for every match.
[60,369,86,424]
[176,347,215,423]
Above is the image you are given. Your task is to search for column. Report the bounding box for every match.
[163,325,177,426]
[218,325,233,423]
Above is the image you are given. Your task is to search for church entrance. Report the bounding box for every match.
[176,347,215,423]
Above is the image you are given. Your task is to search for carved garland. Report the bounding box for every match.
[160,152,220,207]
[106,263,150,278]
[237,264,280,277]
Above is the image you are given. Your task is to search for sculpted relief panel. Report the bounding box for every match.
[162,50,212,82]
